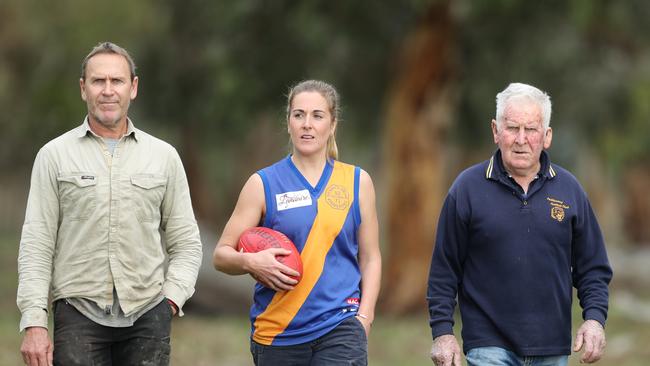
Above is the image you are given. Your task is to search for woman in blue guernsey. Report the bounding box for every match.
[213,80,381,365]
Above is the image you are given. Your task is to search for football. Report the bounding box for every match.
[238,227,303,282]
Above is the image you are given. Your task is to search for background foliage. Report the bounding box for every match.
[1,0,649,364]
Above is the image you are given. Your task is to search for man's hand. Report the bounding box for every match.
[167,299,178,316]
[573,319,606,363]
[20,326,53,366]
[430,334,461,366]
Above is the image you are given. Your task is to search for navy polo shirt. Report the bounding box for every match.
[427,150,612,356]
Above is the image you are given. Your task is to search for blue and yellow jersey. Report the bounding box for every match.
[252,155,362,346]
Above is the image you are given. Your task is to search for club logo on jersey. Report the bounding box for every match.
[276,189,312,211]
[325,184,349,210]
[547,197,570,222]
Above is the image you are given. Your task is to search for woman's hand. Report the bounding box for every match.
[355,314,373,337]
[245,248,300,291]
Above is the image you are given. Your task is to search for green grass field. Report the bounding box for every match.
[2,230,648,365]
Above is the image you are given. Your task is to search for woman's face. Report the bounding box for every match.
[288,91,336,158]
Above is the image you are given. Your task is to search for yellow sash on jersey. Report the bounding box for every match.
[252,161,355,345]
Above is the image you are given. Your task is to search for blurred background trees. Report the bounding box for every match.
[2,0,650,363]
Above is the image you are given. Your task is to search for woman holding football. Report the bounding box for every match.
[213,79,381,365]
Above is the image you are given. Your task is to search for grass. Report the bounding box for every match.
[168,309,650,366]
[2,230,649,365]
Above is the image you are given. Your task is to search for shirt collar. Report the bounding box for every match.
[77,116,139,141]
[485,149,556,180]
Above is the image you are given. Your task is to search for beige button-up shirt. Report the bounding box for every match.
[17,118,202,331]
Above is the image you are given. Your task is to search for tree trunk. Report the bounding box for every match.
[380,1,456,315]
[623,160,650,246]
[168,0,219,223]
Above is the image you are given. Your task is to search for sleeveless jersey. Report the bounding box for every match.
[251,156,362,346]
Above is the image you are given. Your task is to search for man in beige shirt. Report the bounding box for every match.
[17,42,202,366]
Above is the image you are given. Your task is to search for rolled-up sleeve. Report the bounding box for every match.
[160,150,202,316]
[17,148,59,331]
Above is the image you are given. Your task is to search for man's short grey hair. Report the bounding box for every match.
[80,42,137,81]
[495,82,552,130]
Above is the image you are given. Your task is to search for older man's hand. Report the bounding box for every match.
[573,319,606,363]
[430,334,461,366]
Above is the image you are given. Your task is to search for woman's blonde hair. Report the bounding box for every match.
[286,80,340,160]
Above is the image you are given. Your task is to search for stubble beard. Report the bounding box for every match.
[89,100,128,132]
[92,111,123,129]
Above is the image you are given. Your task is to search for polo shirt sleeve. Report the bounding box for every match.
[571,192,613,327]
[427,192,468,338]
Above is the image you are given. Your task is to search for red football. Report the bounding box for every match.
[238,227,303,282]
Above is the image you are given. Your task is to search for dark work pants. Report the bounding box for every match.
[250,316,368,366]
[53,299,172,366]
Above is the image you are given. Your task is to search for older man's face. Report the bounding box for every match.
[491,99,552,179]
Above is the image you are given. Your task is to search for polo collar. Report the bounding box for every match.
[485,149,556,181]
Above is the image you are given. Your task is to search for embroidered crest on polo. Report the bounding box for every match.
[276,189,312,211]
[547,197,570,222]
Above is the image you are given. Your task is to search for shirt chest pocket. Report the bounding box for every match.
[130,174,167,223]
[57,173,98,221]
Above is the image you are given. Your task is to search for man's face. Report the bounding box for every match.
[80,53,138,130]
[491,99,552,178]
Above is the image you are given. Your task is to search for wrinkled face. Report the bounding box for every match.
[80,53,138,130]
[288,91,336,157]
[492,99,552,178]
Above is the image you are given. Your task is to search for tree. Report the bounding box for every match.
[381,1,456,314]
